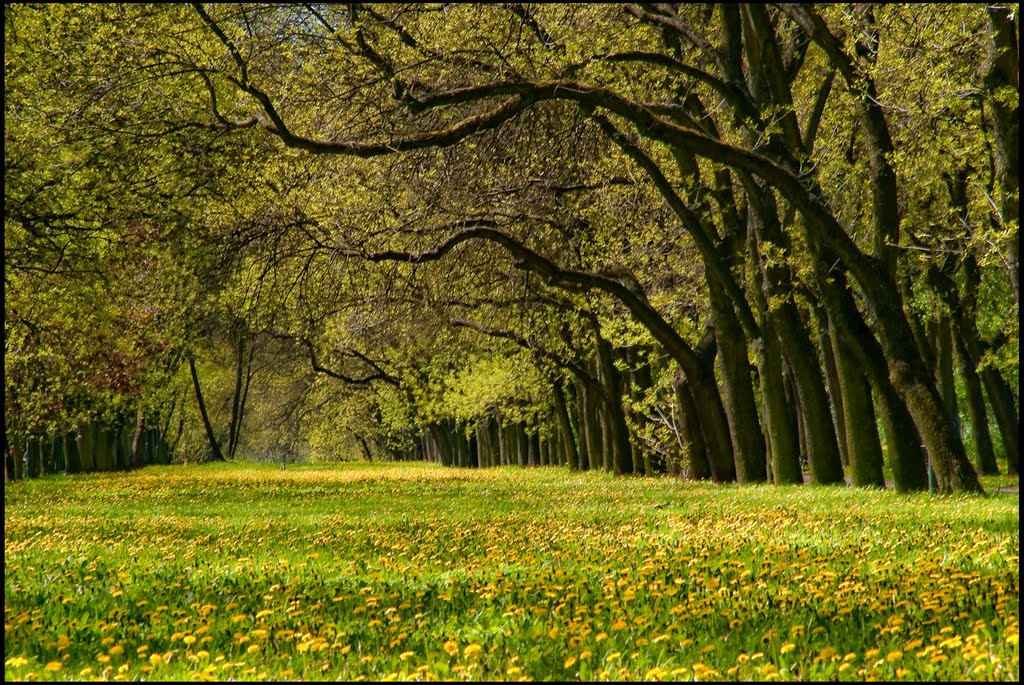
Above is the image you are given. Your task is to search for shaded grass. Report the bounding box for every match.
[4,462,1019,681]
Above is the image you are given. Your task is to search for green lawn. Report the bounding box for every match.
[4,462,1019,681]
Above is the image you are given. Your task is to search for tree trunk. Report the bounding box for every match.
[816,306,849,468]
[582,381,603,472]
[931,316,963,444]
[553,383,580,469]
[980,368,1019,474]
[816,265,929,491]
[5,435,15,481]
[755,332,802,484]
[189,355,225,462]
[709,277,767,482]
[595,335,633,475]
[226,335,246,460]
[830,323,886,487]
[132,408,146,469]
[673,374,712,480]
[952,329,999,475]
[747,189,843,484]
[78,422,96,472]
[95,428,113,472]
[983,5,1020,306]
[689,328,737,482]
[63,431,80,475]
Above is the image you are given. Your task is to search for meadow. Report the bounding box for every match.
[4,462,1019,681]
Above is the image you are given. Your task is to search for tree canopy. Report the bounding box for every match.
[5,3,1019,492]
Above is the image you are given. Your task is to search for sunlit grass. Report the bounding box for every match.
[4,462,1019,681]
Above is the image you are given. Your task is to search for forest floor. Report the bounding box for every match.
[4,462,1019,682]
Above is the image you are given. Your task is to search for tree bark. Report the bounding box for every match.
[983,5,1020,306]
[709,276,767,482]
[673,374,712,480]
[980,368,1019,474]
[62,431,80,475]
[830,322,886,487]
[816,306,849,468]
[189,355,225,462]
[954,330,999,475]
[553,383,580,469]
[131,408,146,469]
[595,334,633,475]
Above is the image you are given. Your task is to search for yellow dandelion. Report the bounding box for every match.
[183,635,197,646]
[399,651,416,661]
[443,640,459,656]
[246,645,260,654]
[611,620,627,631]
[150,653,163,666]
[5,657,29,668]
[780,643,795,654]
[564,657,577,669]
[886,650,903,661]
[464,644,483,656]
[44,662,62,672]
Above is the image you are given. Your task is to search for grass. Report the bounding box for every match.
[4,461,1019,681]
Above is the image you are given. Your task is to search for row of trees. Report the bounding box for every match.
[5,4,1019,492]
